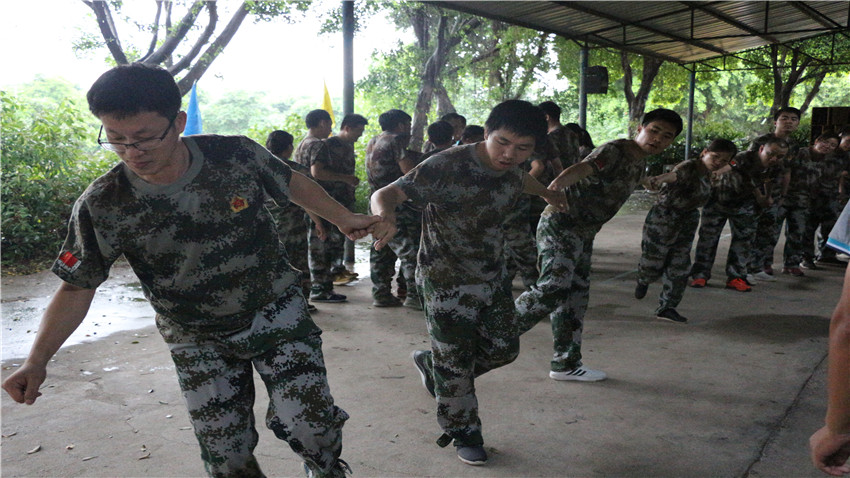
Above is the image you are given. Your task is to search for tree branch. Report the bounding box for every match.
[169,2,218,74]
[175,2,249,95]
[139,1,164,62]
[82,0,128,64]
[143,1,208,66]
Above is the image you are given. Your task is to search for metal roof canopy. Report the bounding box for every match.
[430,1,850,70]
[427,1,850,159]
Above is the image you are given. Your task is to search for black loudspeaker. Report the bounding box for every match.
[811,106,850,143]
[585,66,608,94]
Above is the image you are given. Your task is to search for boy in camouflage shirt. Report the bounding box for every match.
[1,64,380,478]
[370,100,566,466]
[515,108,683,382]
[690,136,788,291]
[635,139,738,323]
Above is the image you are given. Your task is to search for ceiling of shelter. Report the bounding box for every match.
[431,1,850,67]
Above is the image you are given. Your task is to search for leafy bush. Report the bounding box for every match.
[1,92,113,273]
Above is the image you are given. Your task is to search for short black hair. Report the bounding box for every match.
[641,108,683,137]
[815,130,840,143]
[441,112,466,125]
[340,113,368,129]
[761,136,789,150]
[305,109,332,128]
[266,130,294,156]
[87,63,181,120]
[774,107,801,121]
[705,138,738,158]
[461,125,485,143]
[378,109,411,132]
[427,121,455,146]
[484,100,547,146]
[537,101,561,121]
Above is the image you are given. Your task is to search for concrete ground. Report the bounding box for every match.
[1,202,845,478]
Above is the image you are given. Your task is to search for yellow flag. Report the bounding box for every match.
[322,80,335,127]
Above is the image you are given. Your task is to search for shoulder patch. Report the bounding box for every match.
[57,251,81,273]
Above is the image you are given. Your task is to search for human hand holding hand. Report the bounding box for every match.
[810,426,850,476]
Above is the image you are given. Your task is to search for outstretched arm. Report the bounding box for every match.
[369,184,408,250]
[3,282,96,405]
[288,171,381,240]
[548,161,594,191]
[523,172,568,212]
[811,264,850,476]
[642,171,678,191]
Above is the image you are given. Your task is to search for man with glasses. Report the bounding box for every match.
[2,63,378,478]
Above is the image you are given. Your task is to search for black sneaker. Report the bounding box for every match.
[307,303,318,312]
[634,281,648,299]
[800,259,818,270]
[372,293,402,307]
[656,308,687,323]
[310,292,347,303]
[411,350,435,398]
[456,445,488,466]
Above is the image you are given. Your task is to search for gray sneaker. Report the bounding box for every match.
[403,294,423,310]
[303,459,352,478]
[411,350,435,397]
[456,445,488,466]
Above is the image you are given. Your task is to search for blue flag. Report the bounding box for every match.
[184,81,203,135]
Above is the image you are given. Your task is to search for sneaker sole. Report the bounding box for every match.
[411,351,436,398]
[373,301,402,307]
[457,456,487,466]
[656,314,687,323]
[549,370,607,382]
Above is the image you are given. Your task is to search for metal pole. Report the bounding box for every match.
[342,0,356,266]
[685,67,696,161]
[579,44,588,129]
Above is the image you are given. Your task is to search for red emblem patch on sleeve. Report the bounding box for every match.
[593,156,607,171]
[230,196,249,212]
[57,251,81,273]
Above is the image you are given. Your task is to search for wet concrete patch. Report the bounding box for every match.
[704,313,829,344]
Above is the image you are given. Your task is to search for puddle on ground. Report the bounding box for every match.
[1,278,155,361]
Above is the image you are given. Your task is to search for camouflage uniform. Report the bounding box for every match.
[394,144,524,447]
[323,136,359,275]
[528,126,579,233]
[504,159,538,289]
[747,134,798,272]
[52,136,348,478]
[638,159,712,314]
[776,148,819,267]
[366,132,422,302]
[804,152,850,261]
[515,140,646,372]
[691,150,774,282]
[267,158,311,299]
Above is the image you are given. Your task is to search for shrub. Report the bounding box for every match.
[1,92,113,273]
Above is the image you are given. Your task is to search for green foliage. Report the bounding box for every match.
[1,92,114,273]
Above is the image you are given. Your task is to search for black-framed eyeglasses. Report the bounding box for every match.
[97,117,175,152]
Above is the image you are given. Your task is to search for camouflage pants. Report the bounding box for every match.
[159,287,348,478]
[370,204,421,298]
[515,207,598,372]
[504,195,539,288]
[637,205,699,314]
[309,217,346,294]
[804,194,843,261]
[749,202,781,273]
[276,212,311,300]
[417,278,520,447]
[778,202,810,267]
[691,202,757,281]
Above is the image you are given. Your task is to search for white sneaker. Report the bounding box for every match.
[837,253,850,262]
[752,271,777,282]
[746,274,759,284]
[549,366,607,382]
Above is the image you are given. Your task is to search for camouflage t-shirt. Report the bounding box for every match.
[294,134,329,175]
[546,125,581,169]
[393,144,524,286]
[749,133,796,198]
[266,157,310,244]
[711,150,775,208]
[321,136,357,205]
[561,139,646,228]
[51,135,300,334]
[655,158,712,211]
[811,150,850,195]
[366,132,406,192]
[784,147,820,205]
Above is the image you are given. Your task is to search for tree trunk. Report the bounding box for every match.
[410,15,448,151]
[621,52,664,135]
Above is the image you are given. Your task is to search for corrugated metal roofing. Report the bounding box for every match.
[430,1,850,66]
